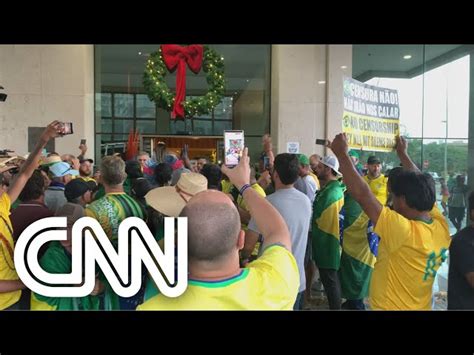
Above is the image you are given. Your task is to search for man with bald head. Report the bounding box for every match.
[138,148,300,310]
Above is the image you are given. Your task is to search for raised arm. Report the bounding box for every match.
[329,133,383,225]
[222,148,291,251]
[7,121,61,203]
[395,135,419,172]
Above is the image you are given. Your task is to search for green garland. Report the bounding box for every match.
[143,45,225,118]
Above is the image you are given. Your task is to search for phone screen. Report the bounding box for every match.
[59,122,74,135]
[224,130,244,167]
[80,139,86,145]
[263,156,270,170]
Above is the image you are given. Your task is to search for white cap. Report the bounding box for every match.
[321,156,341,176]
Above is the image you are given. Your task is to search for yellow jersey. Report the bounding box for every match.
[138,245,299,310]
[364,174,388,205]
[370,205,451,310]
[237,183,266,256]
[221,180,234,194]
[0,192,22,309]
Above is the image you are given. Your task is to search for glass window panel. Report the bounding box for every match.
[113,134,129,143]
[193,120,212,135]
[214,97,233,120]
[114,119,134,133]
[101,118,112,133]
[136,119,156,134]
[114,93,134,118]
[136,94,156,118]
[214,120,232,135]
[101,93,112,117]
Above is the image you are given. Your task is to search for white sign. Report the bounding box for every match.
[286,142,300,154]
[14,216,188,298]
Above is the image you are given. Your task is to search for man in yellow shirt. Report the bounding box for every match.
[329,134,450,310]
[363,156,388,205]
[138,148,299,310]
[0,121,60,310]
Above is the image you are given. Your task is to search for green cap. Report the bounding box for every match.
[297,154,309,166]
[348,150,360,159]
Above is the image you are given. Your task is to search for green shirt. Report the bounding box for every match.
[30,242,119,310]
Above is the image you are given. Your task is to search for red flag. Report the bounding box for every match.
[125,129,139,160]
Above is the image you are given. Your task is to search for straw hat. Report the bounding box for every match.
[40,155,62,166]
[145,172,208,217]
[0,156,16,167]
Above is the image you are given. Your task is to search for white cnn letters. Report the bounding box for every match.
[14,216,188,298]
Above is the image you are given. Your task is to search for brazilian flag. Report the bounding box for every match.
[312,180,346,270]
[339,193,379,300]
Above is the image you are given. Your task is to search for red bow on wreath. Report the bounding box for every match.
[161,44,203,119]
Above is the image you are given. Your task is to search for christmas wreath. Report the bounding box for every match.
[143,44,225,119]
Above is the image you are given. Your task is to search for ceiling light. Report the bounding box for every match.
[403,55,412,60]
[341,65,347,69]
[318,81,326,84]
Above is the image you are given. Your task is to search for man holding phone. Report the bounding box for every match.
[0,121,61,310]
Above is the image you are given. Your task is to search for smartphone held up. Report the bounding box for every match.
[57,122,74,136]
[224,130,244,167]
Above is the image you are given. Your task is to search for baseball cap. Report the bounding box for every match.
[367,156,381,165]
[49,162,79,178]
[64,178,96,201]
[297,154,309,166]
[131,178,153,199]
[79,158,94,164]
[320,156,341,176]
[348,150,360,159]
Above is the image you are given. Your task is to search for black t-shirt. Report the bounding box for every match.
[448,226,474,310]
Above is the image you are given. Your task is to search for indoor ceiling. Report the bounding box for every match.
[353,44,474,81]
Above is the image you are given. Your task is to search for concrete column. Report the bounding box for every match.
[271,45,352,158]
[0,45,95,159]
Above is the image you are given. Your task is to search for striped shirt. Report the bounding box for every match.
[85,192,146,242]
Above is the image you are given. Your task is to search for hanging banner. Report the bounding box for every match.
[342,77,400,152]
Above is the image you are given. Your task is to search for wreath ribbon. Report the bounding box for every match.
[161,44,203,119]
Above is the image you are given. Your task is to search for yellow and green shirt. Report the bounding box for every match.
[363,174,388,206]
[138,245,299,310]
[0,192,22,310]
[312,180,345,270]
[370,205,451,310]
[85,192,146,244]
